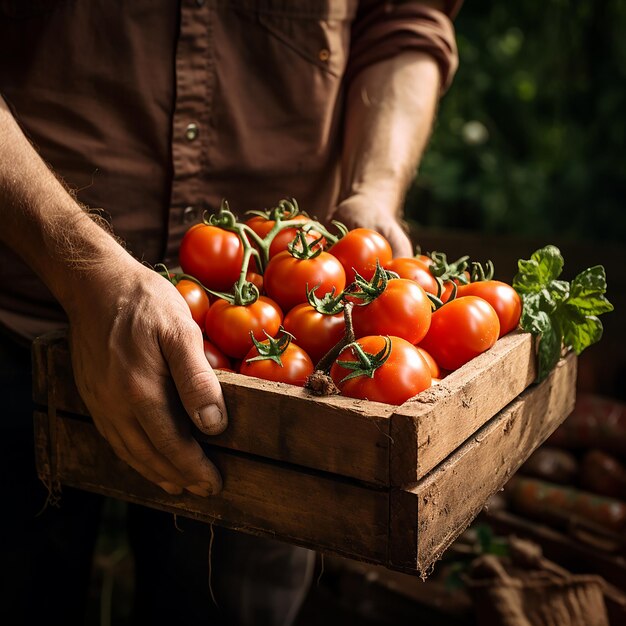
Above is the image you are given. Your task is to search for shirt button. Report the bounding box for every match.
[318,48,330,62]
[182,206,200,224]
[185,123,199,141]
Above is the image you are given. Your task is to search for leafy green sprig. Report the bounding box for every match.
[512,245,613,381]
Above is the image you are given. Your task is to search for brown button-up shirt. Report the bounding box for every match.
[0,0,460,340]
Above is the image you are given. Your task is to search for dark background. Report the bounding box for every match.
[405,0,626,401]
[407,0,626,244]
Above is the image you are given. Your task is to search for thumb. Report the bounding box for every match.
[162,324,229,435]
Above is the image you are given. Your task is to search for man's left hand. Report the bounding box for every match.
[330,195,413,258]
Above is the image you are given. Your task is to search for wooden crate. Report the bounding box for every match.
[32,330,577,576]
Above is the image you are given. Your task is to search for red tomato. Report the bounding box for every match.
[419,296,500,371]
[179,224,244,291]
[352,278,432,345]
[440,271,471,303]
[329,228,392,284]
[384,257,439,295]
[283,303,345,365]
[417,347,441,379]
[440,281,453,303]
[246,271,264,293]
[175,279,210,328]
[246,215,324,259]
[264,250,346,314]
[203,339,232,370]
[415,253,434,267]
[240,341,314,386]
[330,336,431,405]
[204,296,283,359]
[456,280,522,337]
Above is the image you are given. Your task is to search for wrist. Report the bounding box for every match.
[336,188,405,220]
[1,100,138,318]
[35,206,138,319]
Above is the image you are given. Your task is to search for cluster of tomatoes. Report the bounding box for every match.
[166,200,522,406]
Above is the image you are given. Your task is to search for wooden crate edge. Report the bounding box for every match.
[390,330,536,485]
[388,353,577,576]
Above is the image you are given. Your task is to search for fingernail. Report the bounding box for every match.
[159,482,183,495]
[186,483,215,498]
[198,404,223,431]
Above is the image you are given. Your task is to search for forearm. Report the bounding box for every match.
[339,50,441,215]
[1,96,226,495]
[0,96,130,317]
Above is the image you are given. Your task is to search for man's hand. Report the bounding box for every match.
[1,96,226,497]
[337,51,441,258]
[331,195,413,258]
[67,258,228,497]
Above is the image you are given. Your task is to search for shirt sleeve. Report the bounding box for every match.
[347,1,463,93]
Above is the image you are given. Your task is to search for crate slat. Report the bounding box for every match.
[390,330,536,485]
[34,409,390,563]
[33,330,538,488]
[389,352,576,573]
[33,340,576,575]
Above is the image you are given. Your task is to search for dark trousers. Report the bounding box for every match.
[0,330,314,625]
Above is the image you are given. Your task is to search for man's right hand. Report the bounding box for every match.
[67,257,228,497]
[1,96,226,497]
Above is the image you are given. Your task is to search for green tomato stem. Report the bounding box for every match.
[313,301,355,373]
[208,199,343,306]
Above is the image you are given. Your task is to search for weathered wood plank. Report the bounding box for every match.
[390,330,536,485]
[33,350,578,574]
[204,372,393,486]
[31,331,61,407]
[32,330,539,488]
[389,352,576,574]
[33,410,51,486]
[34,333,394,485]
[39,410,390,563]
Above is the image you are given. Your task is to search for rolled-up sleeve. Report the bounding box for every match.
[348,1,463,92]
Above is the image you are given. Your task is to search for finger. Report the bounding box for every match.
[160,321,229,436]
[387,224,413,258]
[92,415,183,495]
[123,413,223,496]
[128,391,223,495]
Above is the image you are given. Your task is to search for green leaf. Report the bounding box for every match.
[444,563,467,592]
[476,524,494,553]
[514,246,612,382]
[520,306,551,337]
[560,308,604,354]
[513,245,564,294]
[567,266,614,315]
[536,320,562,382]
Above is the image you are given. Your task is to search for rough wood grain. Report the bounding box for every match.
[33,410,51,487]
[206,372,393,486]
[389,352,576,575]
[390,330,537,485]
[37,410,390,563]
[32,334,394,485]
[31,332,55,409]
[33,351,577,574]
[32,330,539,488]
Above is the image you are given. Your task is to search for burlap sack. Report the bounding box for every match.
[466,537,609,626]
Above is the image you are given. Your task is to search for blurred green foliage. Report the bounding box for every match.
[406,0,626,243]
